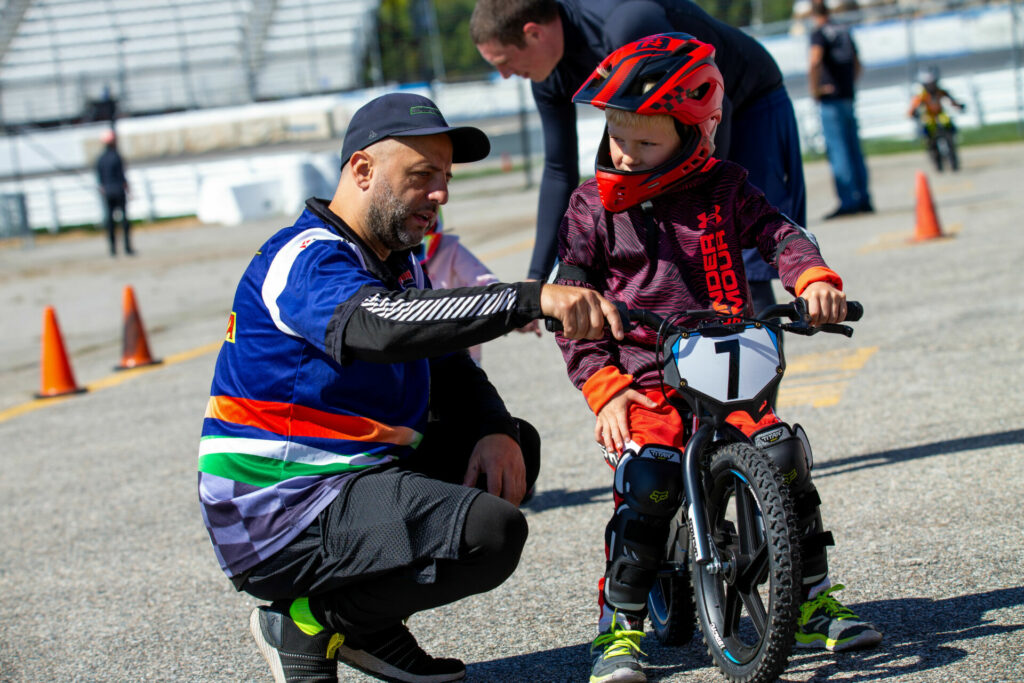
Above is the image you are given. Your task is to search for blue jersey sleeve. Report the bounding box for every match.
[265,229,374,356]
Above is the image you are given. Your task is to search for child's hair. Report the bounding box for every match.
[604,107,677,134]
[600,73,676,133]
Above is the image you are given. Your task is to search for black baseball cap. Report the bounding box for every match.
[340,93,491,168]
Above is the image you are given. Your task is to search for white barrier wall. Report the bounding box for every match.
[1,4,1022,231]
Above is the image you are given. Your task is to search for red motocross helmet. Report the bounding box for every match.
[572,33,725,212]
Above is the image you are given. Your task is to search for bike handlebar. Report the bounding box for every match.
[545,299,863,336]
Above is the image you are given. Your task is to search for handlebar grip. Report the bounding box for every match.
[545,301,633,335]
[845,301,864,322]
[820,323,854,338]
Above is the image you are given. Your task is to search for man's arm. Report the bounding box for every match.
[808,43,828,100]
[333,280,622,365]
[531,88,579,280]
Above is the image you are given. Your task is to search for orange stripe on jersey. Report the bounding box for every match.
[795,266,843,297]
[205,395,419,445]
[582,366,635,415]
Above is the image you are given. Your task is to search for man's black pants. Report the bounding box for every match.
[238,418,540,636]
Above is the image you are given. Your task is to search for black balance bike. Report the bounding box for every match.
[619,298,864,683]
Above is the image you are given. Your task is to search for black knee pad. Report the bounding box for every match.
[604,445,683,612]
[751,422,810,490]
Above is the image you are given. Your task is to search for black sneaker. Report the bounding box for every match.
[334,621,465,682]
[250,606,342,683]
[823,205,860,220]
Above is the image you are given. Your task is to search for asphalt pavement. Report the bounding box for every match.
[1,142,1022,682]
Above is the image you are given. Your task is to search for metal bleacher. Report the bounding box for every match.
[0,0,380,126]
[254,0,376,100]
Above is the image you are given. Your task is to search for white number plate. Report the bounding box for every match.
[671,325,781,403]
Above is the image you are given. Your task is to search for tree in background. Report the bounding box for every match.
[369,0,795,87]
[696,0,796,27]
[371,0,488,85]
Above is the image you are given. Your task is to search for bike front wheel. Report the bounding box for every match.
[648,516,695,645]
[690,442,802,683]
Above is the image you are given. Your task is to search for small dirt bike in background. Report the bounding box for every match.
[909,67,965,173]
[624,298,863,683]
[916,110,961,172]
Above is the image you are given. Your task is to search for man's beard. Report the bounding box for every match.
[365,177,433,253]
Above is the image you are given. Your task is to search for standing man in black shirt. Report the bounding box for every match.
[470,0,807,313]
[95,128,133,256]
[808,1,873,218]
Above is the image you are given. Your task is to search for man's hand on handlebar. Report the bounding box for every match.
[800,281,847,326]
[540,284,625,340]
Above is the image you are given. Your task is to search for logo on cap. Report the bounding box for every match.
[410,105,441,116]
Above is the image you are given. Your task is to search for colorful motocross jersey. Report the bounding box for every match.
[909,87,960,125]
[200,198,542,577]
[554,159,839,408]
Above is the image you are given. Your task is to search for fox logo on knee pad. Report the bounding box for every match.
[751,422,813,488]
[604,445,684,612]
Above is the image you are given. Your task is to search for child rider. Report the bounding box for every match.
[552,34,883,683]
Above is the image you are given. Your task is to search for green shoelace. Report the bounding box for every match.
[798,583,858,624]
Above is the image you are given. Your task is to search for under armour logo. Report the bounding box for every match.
[698,205,722,230]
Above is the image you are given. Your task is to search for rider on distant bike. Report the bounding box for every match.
[551,34,883,683]
[908,66,966,171]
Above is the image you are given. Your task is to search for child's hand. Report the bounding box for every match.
[595,388,657,455]
[801,281,847,325]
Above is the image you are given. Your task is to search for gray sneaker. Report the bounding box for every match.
[250,606,342,683]
[589,614,646,683]
[795,584,883,652]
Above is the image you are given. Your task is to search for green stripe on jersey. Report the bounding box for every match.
[198,450,380,488]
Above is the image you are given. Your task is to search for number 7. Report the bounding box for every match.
[714,339,740,400]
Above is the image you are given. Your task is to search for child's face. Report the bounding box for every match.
[607,118,683,173]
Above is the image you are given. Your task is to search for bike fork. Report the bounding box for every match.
[683,423,724,573]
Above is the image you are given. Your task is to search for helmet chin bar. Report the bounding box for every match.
[594,124,706,212]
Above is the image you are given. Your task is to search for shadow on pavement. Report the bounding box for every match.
[813,428,1024,479]
[465,639,701,682]
[783,585,1024,681]
[521,485,611,513]
[466,586,1024,682]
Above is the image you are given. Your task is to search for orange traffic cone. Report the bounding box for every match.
[36,306,86,398]
[912,171,945,241]
[115,285,162,370]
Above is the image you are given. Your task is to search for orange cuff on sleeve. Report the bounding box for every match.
[794,266,843,296]
[582,366,635,415]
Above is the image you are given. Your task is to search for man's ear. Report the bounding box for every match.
[523,21,544,44]
[348,150,373,190]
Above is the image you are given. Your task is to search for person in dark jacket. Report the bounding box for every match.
[808,1,873,218]
[200,92,624,683]
[470,0,807,314]
[95,128,132,256]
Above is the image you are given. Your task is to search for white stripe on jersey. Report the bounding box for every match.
[262,228,347,337]
[198,435,396,467]
[359,287,518,322]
